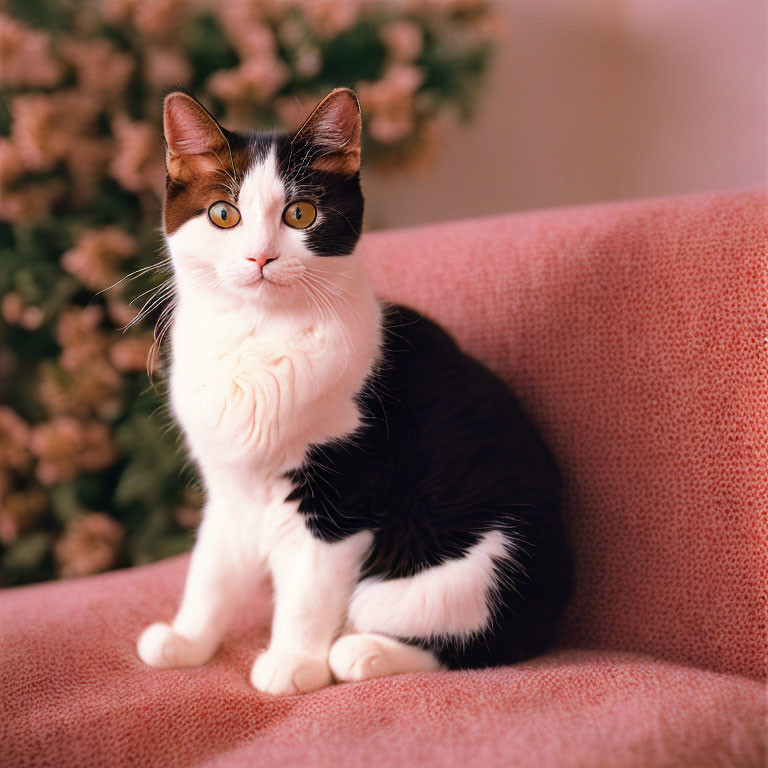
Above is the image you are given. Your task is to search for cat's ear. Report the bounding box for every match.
[292,88,362,176]
[163,92,232,182]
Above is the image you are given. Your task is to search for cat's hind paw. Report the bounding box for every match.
[329,634,384,681]
[137,622,213,668]
[329,633,441,682]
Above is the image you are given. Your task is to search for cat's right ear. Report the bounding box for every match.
[163,92,232,182]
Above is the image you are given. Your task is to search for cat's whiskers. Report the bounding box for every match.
[128,280,173,307]
[92,258,172,300]
[300,273,353,369]
[147,296,177,382]
[295,278,333,357]
[124,281,174,331]
[305,265,362,284]
[304,267,366,330]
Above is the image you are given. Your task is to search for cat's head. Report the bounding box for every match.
[162,89,363,303]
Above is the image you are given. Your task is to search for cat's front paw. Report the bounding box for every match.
[137,622,213,668]
[250,649,332,696]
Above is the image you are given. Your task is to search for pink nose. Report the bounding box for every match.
[245,254,276,268]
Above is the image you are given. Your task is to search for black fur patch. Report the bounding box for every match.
[275,135,363,257]
[287,305,572,669]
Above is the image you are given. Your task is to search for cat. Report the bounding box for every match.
[137,88,571,695]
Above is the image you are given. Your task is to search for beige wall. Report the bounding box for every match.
[364,0,767,229]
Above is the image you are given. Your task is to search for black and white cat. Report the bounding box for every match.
[137,89,571,695]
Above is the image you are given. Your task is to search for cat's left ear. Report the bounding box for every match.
[163,91,233,182]
[292,88,362,176]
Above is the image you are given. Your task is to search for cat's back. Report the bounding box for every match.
[368,304,560,494]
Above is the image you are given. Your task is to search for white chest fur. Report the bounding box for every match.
[169,259,381,475]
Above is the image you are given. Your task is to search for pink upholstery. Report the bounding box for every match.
[2,189,766,767]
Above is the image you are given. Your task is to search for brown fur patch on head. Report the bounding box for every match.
[162,92,257,235]
[292,89,362,177]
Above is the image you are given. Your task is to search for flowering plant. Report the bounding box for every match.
[0,0,497,584]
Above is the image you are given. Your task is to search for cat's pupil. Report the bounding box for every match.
[295,207,302,220]
[220,208,227,221]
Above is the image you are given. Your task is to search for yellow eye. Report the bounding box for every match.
[282,200,317,229]
[207,201,241,229]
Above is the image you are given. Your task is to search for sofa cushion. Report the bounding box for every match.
[1,555,763,768]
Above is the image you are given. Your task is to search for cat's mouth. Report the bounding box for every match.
[234,273,290,292]
[231,275,265,289]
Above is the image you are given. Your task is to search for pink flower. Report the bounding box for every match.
[109,116,165,195]
[134,0,190,40]
[65,137,113,202]
[41,304,126,418]
[4,84,123,215]
[0,139,23,186]
[207,57,289,105]
[358,66,425,144]
[0,139,65,223]
[277,18,304,48]
[381,21,423,62]
[110,334,153,372]
[301,1,359,38]
[10,90,107,195]
[106,298,140,328]
[0,13,61,89]
[360,65,424,111]
[0,292,24,324]
[226,21,277,61]
[0,177,66,224]
[143,47,192,92]
[294,46,323,79]
[0,488,47,545]
[100,0,135,26]
[61,38,134,101]
[101,0,191,40]
[10,94,59,171]
[0,406,32,473]
[31,417,117,485]
[61,228,136,292]
[37,361,122,420]
[54,512,124,578]
[213,0,269,50]
[55,305,108,372]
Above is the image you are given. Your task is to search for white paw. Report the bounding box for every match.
[250,649,332,696]
[329,635,385,682]
[136,622,212,668]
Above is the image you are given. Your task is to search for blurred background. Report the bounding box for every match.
[0,0,765,585]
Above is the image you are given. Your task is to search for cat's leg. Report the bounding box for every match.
[137,508,260,668]
[329,633,441,683]
[250,520,372,696]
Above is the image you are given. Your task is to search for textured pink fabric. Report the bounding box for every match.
[1,556,764,768]
[2,189,766,767]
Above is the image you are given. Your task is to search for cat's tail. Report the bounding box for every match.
[346,530,517,641]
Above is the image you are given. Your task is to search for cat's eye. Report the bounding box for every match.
[282,200,317,230]
[207,201,241,229]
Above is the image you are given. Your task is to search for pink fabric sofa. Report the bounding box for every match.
[2,189,766,768]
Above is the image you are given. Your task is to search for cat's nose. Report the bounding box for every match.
[245,253,278,268]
